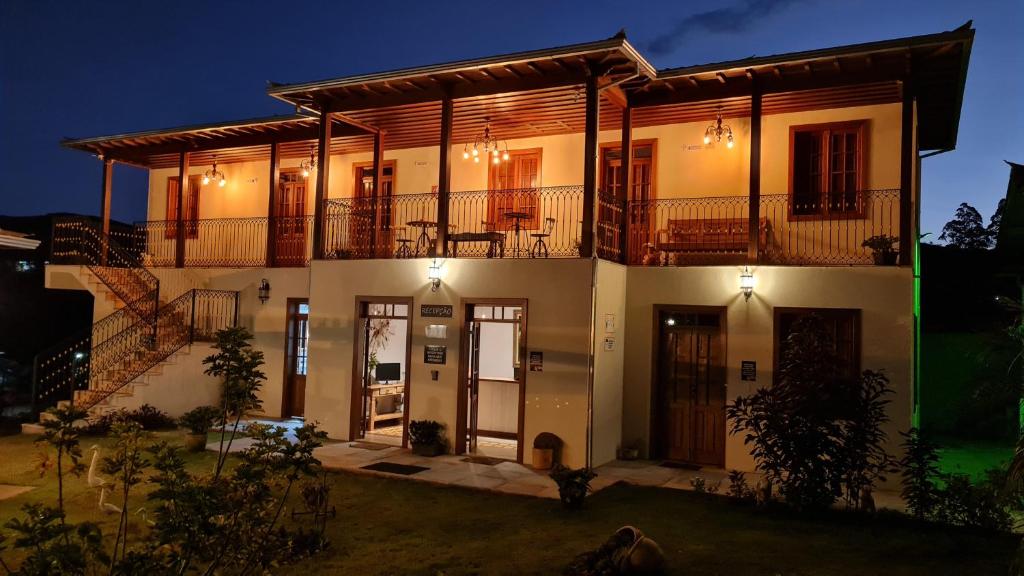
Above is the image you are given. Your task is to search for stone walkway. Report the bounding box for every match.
[0,484,34,501]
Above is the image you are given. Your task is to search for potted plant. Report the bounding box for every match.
[409,420,446,456]
[532,432,562,470]
[862,234,899,265]
[549,464,597,510]
[179,405,221,452]
[617,438,642,461]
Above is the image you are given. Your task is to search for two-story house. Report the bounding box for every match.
[42,24,973,470]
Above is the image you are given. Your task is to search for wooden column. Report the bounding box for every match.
[581,74,599,258]
[371,131,384,257]
[99,157,113,265]
[437,92,454,257]
[312,109,332,260]
[266,142,280,267]
[899,78,914,266]
[747,83,762,262]
[618,106,632,263]
[174,151,190,268]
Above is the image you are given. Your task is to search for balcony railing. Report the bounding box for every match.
[132,216,314,268]
[626,189,900,266]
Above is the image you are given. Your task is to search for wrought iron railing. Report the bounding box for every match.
[596,191,626,262]
[322,193,437,259]
[32,288,239,415]
[51,216,160,322]
[132,217,314,268]
[447,186,584,258]
[626,189,900,266]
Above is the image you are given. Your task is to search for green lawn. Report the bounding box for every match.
[0,433,1017,575]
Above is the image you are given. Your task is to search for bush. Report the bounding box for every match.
[88,404,176,434]
[933,472,1012,531]
[549,465,596,510]
[727,470,754,501]
[727,314,895,511]
[179,405,222,435]
[899,428,941,519]
[409,420,444,447]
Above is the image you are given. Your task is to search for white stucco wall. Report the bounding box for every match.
[621,265,914,472]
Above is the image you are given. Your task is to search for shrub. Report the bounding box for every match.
[861,234,899,253]
[727,314,894,511]
[179,405,222,435]
[933,472,1011,531]
[727,470,754,501]
[899,428,941,519]
[409,420,444,447]
[549,465,596,510]
[88,404,176,434]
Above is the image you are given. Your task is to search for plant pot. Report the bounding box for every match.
[617,447,640,461]
[532,447,554,470]
[873,251,897,265]
[184,433,208,452]
[411,442,444,457]
[611,526,666,574]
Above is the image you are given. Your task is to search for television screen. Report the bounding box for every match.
[375,362,401,382]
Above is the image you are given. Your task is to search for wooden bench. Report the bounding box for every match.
[449,231,505,258]
[656,217,768,253]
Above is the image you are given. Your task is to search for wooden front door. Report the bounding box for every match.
[274,171,307,267]
[352,162,395,257]
[283,299,309,418]
[600,143,655,262]
[654,308,725,466]
[487,150,541,230]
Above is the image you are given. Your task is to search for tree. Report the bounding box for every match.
[988,198,1006,244]
[939,202,994,249]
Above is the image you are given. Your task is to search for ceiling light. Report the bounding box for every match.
[203,155,226,187]
[704,107,734,150]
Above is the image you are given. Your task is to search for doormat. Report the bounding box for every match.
[659,461,702,471]
[349,441,392,451]
[461,456,505,466]
[361,462,429,475]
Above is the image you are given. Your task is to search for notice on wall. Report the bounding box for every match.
[603,337,615,351]
[604,313,616,333]
[528,351,543,372]
[424,345,447,365]
[421,304,453,318]
[741,360,757,382]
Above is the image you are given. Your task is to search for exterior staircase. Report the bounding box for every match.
[28,216,238,427]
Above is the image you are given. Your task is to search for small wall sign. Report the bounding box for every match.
[424,324,447,339]
[604,313,616,333]
[741,360,757,382]
[421,304,453,318]
[528,351,543,372]
[424,345,447,365]
[603,337,615,351]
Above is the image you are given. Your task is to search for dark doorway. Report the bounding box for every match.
[282,298,309,418]
[652,306,726,467]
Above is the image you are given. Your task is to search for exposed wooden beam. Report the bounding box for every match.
[502,65,523,78]
[437,91,454,257]
[619,105,632,262]
[899,77,914,266]
[748,83,762,262]
[311,110,331,260]
[99,157,112,265]
[603,85,628,109]
[371,131,384,257]
[266,142,279,267]
[716,72,728,84]
[581,73,599,258]
[175,151,189,268]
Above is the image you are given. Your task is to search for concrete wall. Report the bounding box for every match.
[305,258,595,467]
[621,265,914,472]
[592,260,627,466]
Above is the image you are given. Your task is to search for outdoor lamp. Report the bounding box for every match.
[428,259,442,292]
[740,267,755,301]
[258,279,271,304]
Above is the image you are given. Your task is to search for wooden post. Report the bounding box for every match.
[748,83,762,262]
[312,109,332,260]
[618,105,632,263]
[437,91,454,257]
[899,78,914,267]
[99,157,113,265]
[371,131,384,257]
[175,151,190,268]
[266,142,280,267]
[581,73,599,258]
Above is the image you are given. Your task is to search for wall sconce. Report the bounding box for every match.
[428,259,442,292]
[258,279,271,304]
[740,267,755,301]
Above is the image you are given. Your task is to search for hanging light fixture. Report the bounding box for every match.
[740,266,755,301]
[703,107,735,149]
[300,145,317,178]
[202,155,227,187]
[462,120,509,165]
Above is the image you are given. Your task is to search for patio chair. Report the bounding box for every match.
[530,217,556,258]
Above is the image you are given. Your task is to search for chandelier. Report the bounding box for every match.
[462,120,509,164]
[202,155,227,187]
[300,146,317,178]
[704,108,734,149]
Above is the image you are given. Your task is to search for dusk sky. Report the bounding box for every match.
[1,0,1020,237]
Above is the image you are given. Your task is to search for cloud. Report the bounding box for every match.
[646,0,806,57]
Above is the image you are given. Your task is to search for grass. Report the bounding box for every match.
[937,437,1016,481]
[0,433,1018,576]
